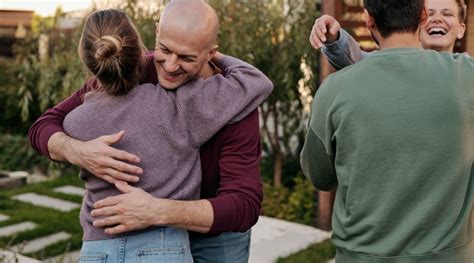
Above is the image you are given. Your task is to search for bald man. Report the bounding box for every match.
[155,0,220,90]
[28,1,264,262]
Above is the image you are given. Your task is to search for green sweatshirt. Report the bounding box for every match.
[301,48,473,262]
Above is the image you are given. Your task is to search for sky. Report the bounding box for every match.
[0,1,94,16]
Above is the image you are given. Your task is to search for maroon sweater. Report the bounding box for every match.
[28,52,264,235]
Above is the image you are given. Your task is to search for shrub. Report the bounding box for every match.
[0,133,76,176]
[262,174,317,226]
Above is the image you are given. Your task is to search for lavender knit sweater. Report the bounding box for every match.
[63,55,273,240]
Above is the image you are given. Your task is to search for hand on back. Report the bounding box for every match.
[68,131,143,184]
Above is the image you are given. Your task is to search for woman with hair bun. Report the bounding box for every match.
[64,9,272,262]
[78,9,146,96]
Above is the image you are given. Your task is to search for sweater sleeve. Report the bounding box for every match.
[300,127,337,191]
[206,109,263,234]
[322,29,371,70]
[175,55,273,147]
[28,79,98,158]
[300,77,338,191]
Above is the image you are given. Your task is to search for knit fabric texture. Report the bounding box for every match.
[64,55,273,240]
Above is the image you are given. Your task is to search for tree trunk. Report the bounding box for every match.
[271,106,283,187]
[273,151,283,187]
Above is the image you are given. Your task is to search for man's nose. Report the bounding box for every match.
[163,54,179,73]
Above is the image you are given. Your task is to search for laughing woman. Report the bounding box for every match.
[309,0,468,70]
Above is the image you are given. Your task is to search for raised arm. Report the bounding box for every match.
[176,53,273,146]
[310,15,370,70]
[322,29,370,70]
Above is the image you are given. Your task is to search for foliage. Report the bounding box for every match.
[3,0,321,199]
[4,13,87,134]
[0,58,29,134]
[260,151,306,186]
[262,175,316,226]
[277,239,336,263]
[209,0,320,186]
[3,1,166,134]
[117,0,166,50]
[0,133,77,175]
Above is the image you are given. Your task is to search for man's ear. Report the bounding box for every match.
[364,9,375,30]
[208,45,218,61]
[155,22,160,35]
[154,23,160,50]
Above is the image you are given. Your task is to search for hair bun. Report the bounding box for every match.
[94,35,123,60]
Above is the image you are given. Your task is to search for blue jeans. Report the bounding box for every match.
[189,230,251,263]
[79,227,192,263]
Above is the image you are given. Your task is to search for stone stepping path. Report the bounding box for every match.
[10,232,71,254]
[44,250,80,263]
[0,249,41,263]
[53,186,85,196]
[249,216,330,263]
[1,188,80,261]
[0,213,10,222]
[12,193,80,212]
[0,222,36,237]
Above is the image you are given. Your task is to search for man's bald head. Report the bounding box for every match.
[159,0,219,50]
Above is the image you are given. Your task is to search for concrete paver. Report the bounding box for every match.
[44,250,80,263]
[0,214,10,222]
[0,250,41,263]
[12,193,80,212]
[249,216,331,263]
[10,232,71,254]
[53,185,85,196]
[0,222,37,237]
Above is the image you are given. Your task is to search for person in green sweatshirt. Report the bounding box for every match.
[300,0,473,262]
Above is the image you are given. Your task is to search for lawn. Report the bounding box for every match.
[277,239,336,263]
[0,174,83,260]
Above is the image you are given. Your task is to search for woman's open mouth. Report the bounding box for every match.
[428,27,448,36]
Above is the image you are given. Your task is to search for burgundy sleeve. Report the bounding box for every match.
[28,79,98,159]
[29,52,154,159]
[207,109,263,234]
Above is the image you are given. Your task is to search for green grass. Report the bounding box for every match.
[277,239,336,263]
[0,174,83,260]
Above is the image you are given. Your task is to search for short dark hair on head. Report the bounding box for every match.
[363,0,425,38]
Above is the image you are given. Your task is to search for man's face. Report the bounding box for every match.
[154,25,211,90]
[420,0,466,52]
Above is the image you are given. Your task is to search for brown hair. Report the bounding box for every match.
[455,0,467,22]
[79,9,146,95]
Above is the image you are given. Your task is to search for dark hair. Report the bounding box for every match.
[363,0,425,38]
[455,0,467,22]
[79,9,146,95]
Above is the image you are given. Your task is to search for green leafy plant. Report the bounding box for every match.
[210,0,320,187]
[0,134,76,176]
[262,174,316,226]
